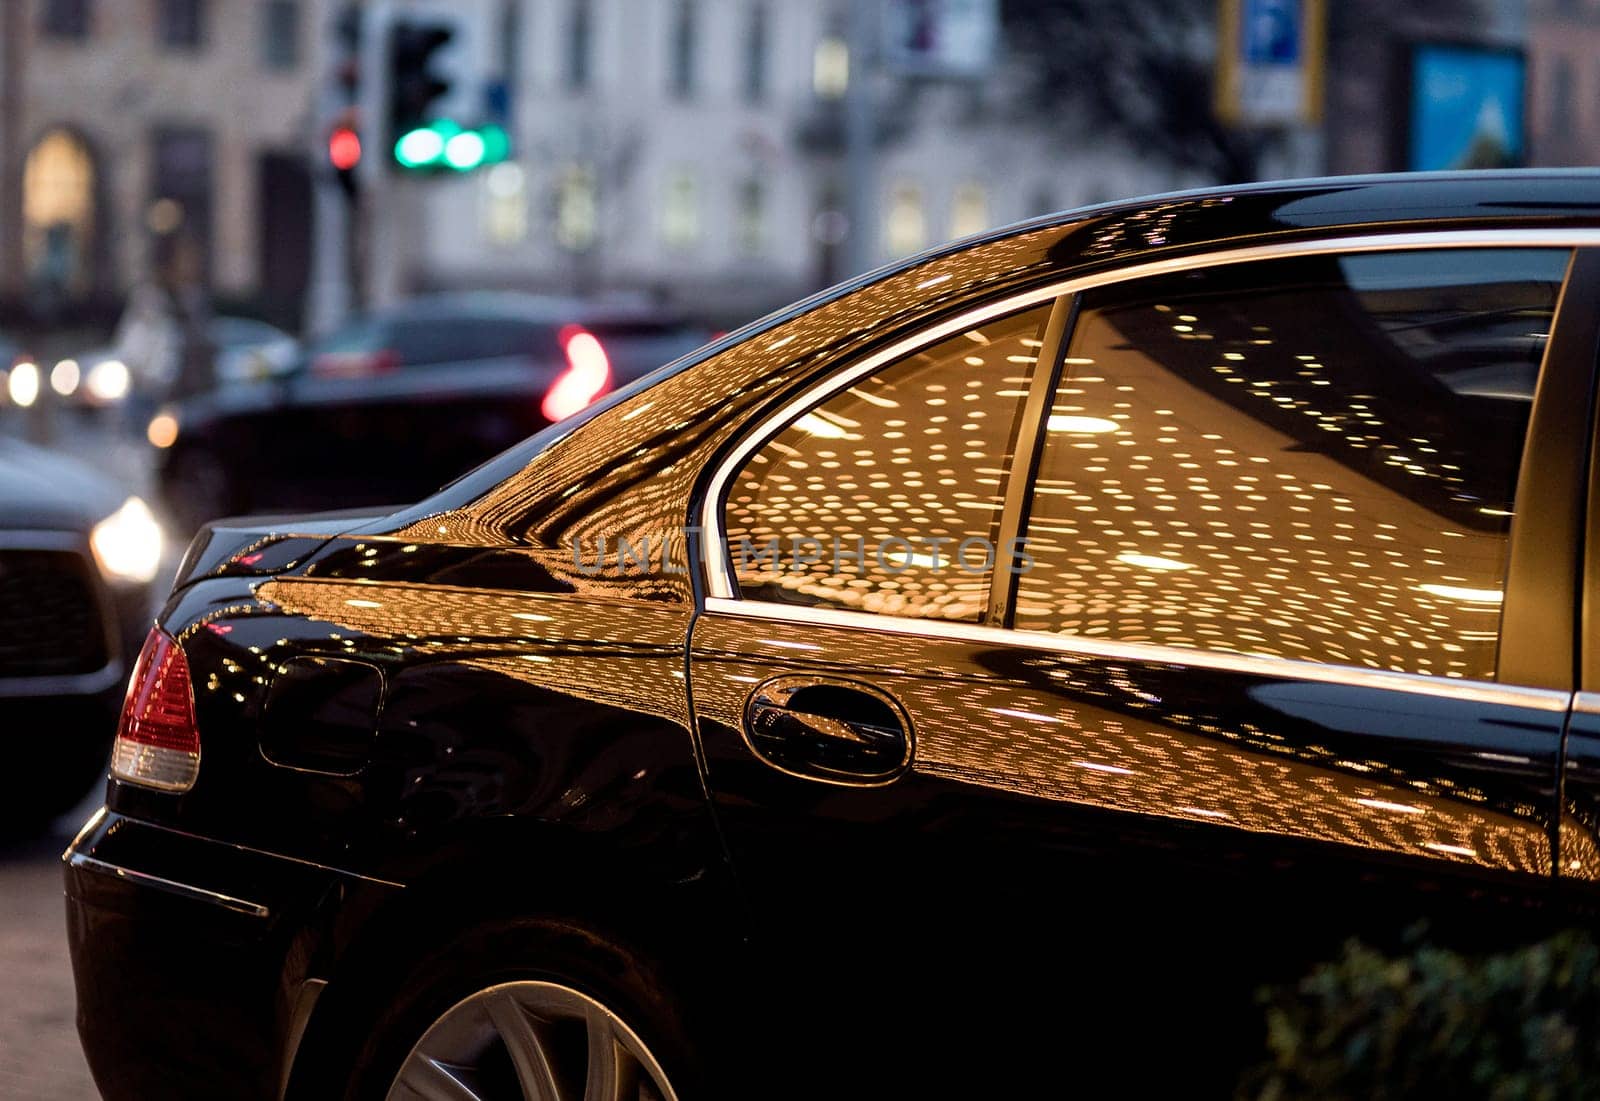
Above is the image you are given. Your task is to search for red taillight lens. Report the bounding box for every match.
[542,326,611,422]
[111,628,200,792]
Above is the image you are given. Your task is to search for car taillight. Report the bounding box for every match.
[111,628,200,792]
[542,326,611,422]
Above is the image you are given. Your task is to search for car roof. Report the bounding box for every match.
[960,168,1600,271]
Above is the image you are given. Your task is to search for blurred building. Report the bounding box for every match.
[0,0,327,328]
[1321,0,1526,174]
[1528,0,1600,165]
[405,0,1178,322]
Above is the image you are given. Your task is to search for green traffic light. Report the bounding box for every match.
[444,130,487,171]
[395,120,510,172]
[395,126,445,167]
[479,125,511,164]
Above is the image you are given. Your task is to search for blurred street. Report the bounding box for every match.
[0,407,160,1101]
[0,806,100,1101]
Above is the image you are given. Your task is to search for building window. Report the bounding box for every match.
[724,304,1054,620]
[669,0,698,98]
[483,163,530,246]
[813,35,849,99]
[884,182,925,257]
[22,129,96,296]
[949,183,989,239]
[261,0,300,70]
[40,0,90,39]
[566,0,592,91]
[500,0,523,92]
[555,165,597,251]
[662,171,699,248]
[159,0,205,49]
[1550,56,1575,136]
[743,4,769,103]
[737,177,766,254]
[1016,247,1569,680]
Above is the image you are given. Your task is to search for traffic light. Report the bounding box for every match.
[329,123,362,199]
[388,20,455,169]
[386,16,510,174]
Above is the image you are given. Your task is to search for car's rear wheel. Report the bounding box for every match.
[321,916,699,1101]
[387,980,679,1101]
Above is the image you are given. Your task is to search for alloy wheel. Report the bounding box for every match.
[386,980,680,1101]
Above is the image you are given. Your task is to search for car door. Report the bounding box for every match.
[688,239,1596,1093]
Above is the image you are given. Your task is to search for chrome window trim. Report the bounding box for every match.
[704,597,1571,712]
[65,851,271,919]
[1573,692,1600,716]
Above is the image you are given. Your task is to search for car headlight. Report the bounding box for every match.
[91,496,163,585]
[85,358,130,403]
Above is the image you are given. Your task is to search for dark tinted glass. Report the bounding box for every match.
[390,317,553,365]
[725,304,1052,621]
[1015,248,1568,680]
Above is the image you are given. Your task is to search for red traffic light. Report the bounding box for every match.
[329,126,362,172]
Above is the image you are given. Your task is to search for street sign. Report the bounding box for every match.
[881,0,998,79]
[1216,0,1325,127]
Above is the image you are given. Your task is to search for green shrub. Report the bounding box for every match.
[1243,931,1600,1101]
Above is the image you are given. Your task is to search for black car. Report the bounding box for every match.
[65,171,1600,1097]
[0,436,161,829]
[153,294,712,532]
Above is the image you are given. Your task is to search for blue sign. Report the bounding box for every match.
[1242,0,1301,65]
[1409,45,1525,171]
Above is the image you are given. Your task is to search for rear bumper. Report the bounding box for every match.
[63,810,368,1101]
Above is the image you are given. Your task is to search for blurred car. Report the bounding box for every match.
[0,435,161,831]
[209,316,299,384]
[150,293,712,531]
[58,315,297,410]
[0,330,35,408]
[63,171,1600,1098]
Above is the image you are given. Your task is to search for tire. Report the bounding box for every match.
[317,916,704,1101]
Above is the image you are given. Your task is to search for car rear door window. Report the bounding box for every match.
[1013,248,1570,680]
[723,303,1054,621]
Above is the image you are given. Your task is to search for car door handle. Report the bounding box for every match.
[743,677,913,785]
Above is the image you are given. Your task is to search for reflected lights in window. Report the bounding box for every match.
[725,305,1053,622]
[1015,248,1567,681]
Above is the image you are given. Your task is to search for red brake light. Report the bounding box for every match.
[542,325,611,422]
[111,628,200,792]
